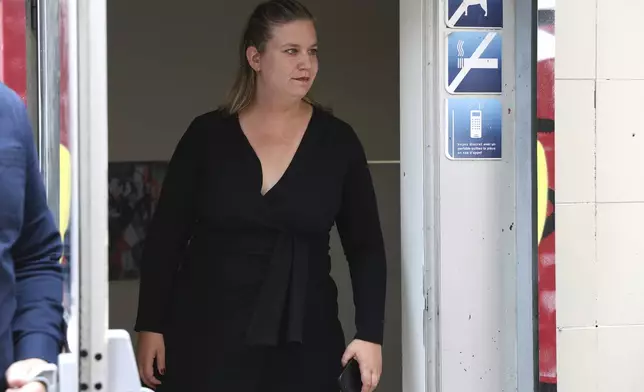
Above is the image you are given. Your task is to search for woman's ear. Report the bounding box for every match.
[246,46,261,72]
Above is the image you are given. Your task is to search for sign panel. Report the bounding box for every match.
[446,31,503,94]
[446,0,504,28]
[446,98,502,160]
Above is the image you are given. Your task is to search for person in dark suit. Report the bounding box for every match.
[135,1,387,391]
[0,82,65,391]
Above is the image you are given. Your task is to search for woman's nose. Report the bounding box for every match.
[298,54,312,69]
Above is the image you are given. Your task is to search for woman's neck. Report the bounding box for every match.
[245,98,310,123]
[249,82,309,118]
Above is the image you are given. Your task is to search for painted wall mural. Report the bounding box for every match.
[537,0,556,390]
[0,0,27,101]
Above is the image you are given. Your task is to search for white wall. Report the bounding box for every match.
[556,0,644,390]
[107,0,401,390]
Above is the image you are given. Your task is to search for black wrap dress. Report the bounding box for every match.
[134,106,387,391]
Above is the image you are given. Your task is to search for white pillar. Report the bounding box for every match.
[401,0,537,390]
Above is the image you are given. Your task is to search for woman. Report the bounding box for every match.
[134,1,387,391]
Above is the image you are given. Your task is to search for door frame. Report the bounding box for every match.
[400,0,432,390]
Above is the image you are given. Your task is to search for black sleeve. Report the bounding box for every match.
[134,117,204,333]
[335,127,387,345]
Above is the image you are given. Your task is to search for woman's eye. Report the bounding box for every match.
[286,48,298,55]
[309,49,318,56]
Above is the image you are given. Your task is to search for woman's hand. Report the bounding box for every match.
[341,339,382,392]
[136,331,165,388]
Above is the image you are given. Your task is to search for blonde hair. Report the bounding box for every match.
[222,0,317,115]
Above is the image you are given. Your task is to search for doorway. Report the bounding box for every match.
[105,1,402,391]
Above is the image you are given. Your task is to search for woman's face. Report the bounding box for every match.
[249,20,319,101]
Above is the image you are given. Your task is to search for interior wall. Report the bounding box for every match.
[107,0,401,391]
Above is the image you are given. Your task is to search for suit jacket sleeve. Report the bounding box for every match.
[11,94,65,363]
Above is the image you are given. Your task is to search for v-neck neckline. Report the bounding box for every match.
[235,105,316,198]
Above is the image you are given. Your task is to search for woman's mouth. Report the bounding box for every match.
[294,77,310,83]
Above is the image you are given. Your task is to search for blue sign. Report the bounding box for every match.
[446,98,502,160]
[446,32,502,94]
[446,0,503,28]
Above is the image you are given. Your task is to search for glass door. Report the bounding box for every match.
[34,0,76,355]
[34,0,110,388]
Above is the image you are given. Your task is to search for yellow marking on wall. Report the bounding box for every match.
[59,144,71,261]
[536,140,548,244]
